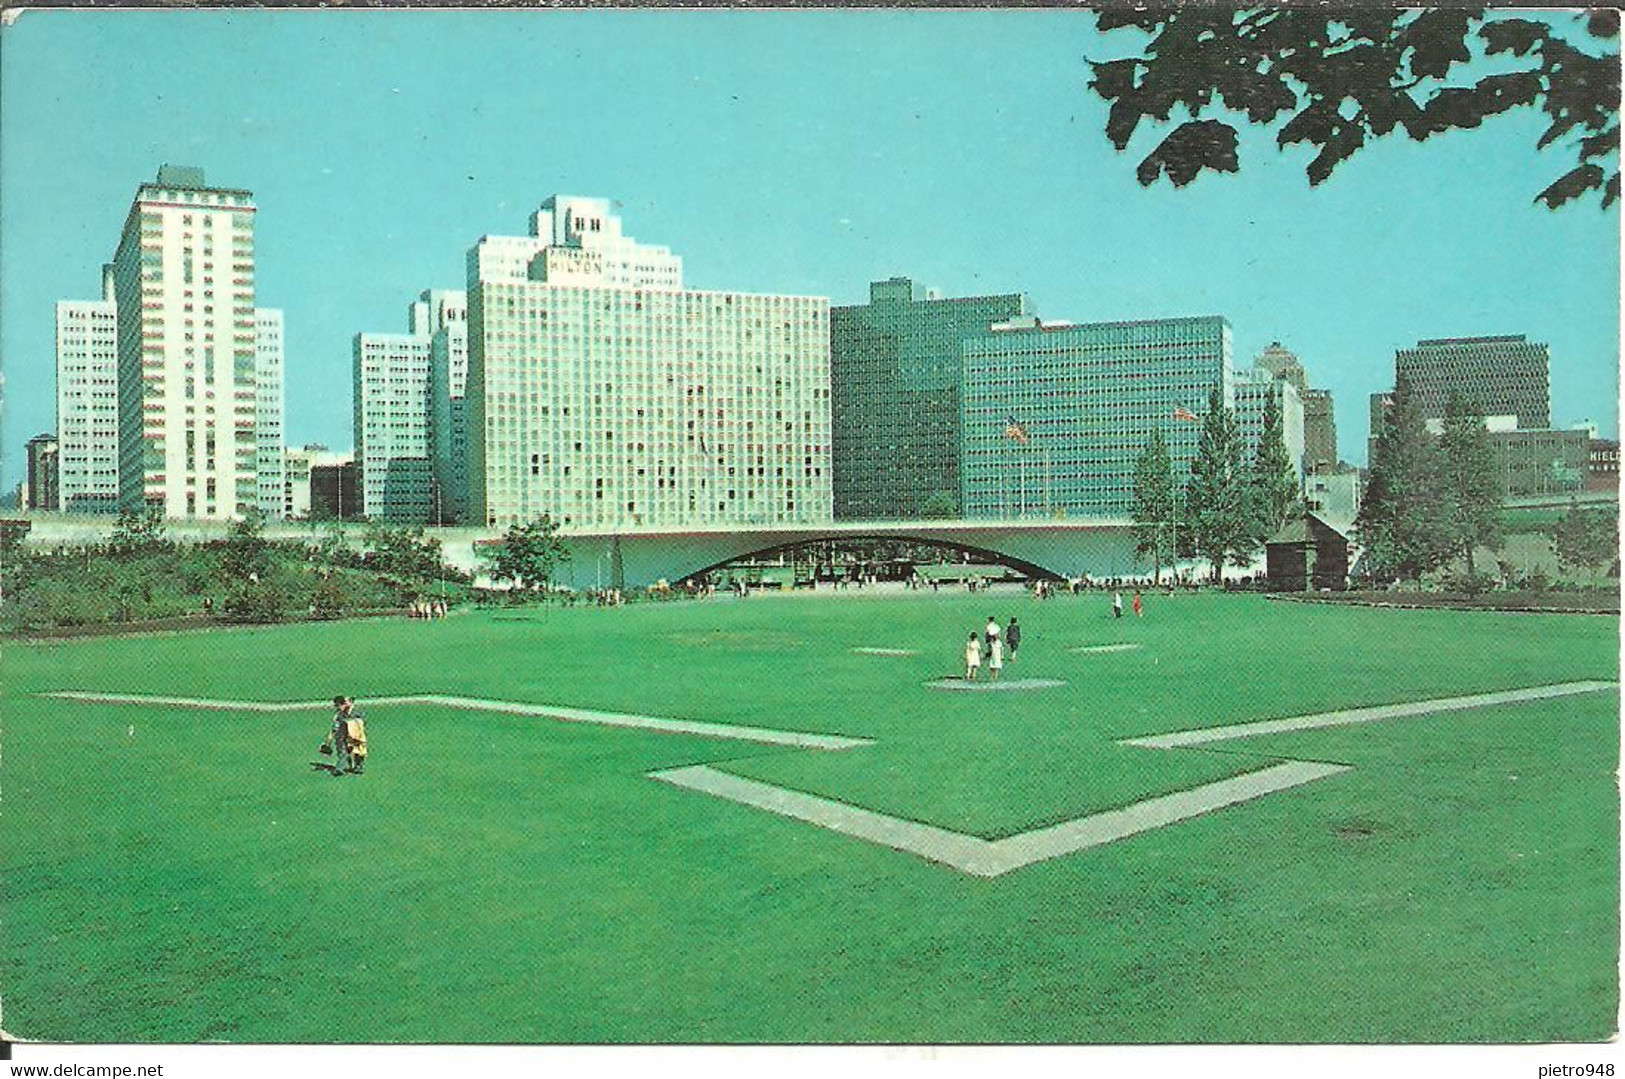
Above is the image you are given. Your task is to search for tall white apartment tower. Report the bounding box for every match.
[254,309,286,518]
[466,197,831,530]
[55,264,122,513]
[111,165,258,518]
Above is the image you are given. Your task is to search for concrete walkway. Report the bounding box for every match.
[1068,643,1141,655]
[1122,681,1618,749]
[40,690,873,751]
[651,760,1349,877]
[926,678,1066,692]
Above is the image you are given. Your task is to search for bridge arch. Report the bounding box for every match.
[545,521,1138,591]
[677,533,1065,585]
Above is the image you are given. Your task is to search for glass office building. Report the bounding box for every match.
[830,277,1025,520]
[960,314,1232,518]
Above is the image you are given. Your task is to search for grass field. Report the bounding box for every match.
[2,591,1617,1043]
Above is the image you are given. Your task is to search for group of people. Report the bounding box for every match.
[409,598,449,620]
[964,615,1021,681]
[318,696,369,776]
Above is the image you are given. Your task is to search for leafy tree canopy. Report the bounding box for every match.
[1089,8,1620,208]
[486,516,571,595]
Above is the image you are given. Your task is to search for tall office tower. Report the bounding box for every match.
[110,165,259,518]
[55,265,121,513]
[830,277,1026,521]
[1234,366,1305,484]
[24,433,60,511]
[1302,388,1338,474]
[466,197,831,530]
[353,331,433,523]
[1255,340,1308,395]
[1394,334,1551,429]
[960,315,1232,518]
[254,309,285,518]
[352,290,466,524]
[417,290,470,523]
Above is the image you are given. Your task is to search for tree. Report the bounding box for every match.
[1355,377,1453,585]
[1088,9,1621,208]
[1184,383,1251,583]
[1437,395,1504,575]
[108,507,170,557]
[1132,430,1177,585]
[219,508,273,586]
[485,515,570,596]
[363,524,446,586]
[920,490,957,519]
[1246,388,1301,545]
[1550,500,1620,576]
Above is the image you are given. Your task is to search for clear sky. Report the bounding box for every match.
[2,8,1618,491]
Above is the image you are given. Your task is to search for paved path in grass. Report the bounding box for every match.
[40,691,873,751]
[1068,643,1141,655]
[926,678,1066,692]
[651,760,1349,877]
[44,679,1619,878]
[655,679,1614,877]
[852,647,918,656]
[1121,681,1617,749]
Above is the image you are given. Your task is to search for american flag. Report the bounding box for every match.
[1003,417,1029,444]
[1172,406,1200,423]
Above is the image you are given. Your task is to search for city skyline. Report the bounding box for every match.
[2,10,1619,495]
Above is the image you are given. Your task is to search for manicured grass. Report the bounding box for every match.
[1,592,1617,1042]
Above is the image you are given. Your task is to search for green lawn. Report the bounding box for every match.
[2,592,1617,1042]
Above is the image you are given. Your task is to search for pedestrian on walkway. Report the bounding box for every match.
[1113,591,1124,619]
[964,632,982,681]
[1132,591,1143,618]
[1006,617,1021,662]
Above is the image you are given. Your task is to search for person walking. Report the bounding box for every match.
[1006,616,1021,663]
[988,632,1004,682]
[321,696,354,775]
[1113,591,1124,619]
[984,615,1001,650]
[964,632,982,681]
[1132,591,1143,618]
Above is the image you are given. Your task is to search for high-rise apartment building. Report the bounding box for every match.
[960,315,1232,518]
[55,265,121,513]
[110,165,259,518]
[467,198,831,530]
[830,277,1025,520]
[1234,366,1305,483]
[24,433,60,511]
[255,309,285,518]
[353,290,466,523]
[1394,334,1551,429]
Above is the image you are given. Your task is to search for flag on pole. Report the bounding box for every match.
[1003,416,1029,444]
[1172,406,1200,423]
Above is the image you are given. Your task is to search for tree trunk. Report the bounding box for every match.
[1465,544,1476,576]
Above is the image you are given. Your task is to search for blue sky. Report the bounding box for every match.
[2,9,1618,490]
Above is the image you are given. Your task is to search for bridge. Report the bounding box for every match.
[12,513,1143,590]
[472,518,1141,590]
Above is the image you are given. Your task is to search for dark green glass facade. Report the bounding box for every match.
[830,278,1024,520]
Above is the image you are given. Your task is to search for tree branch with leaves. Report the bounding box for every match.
[1089,8,1620,208]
